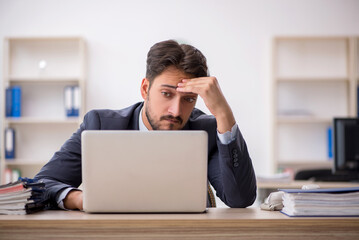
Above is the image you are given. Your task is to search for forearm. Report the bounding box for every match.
[211,129,257,208]
[214,102,236,134]
[219,136,257,207]
[33,176,74,209]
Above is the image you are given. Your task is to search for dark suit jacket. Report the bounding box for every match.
[35,102,257,208]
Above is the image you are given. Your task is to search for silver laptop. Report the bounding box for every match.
[81,130,208,213]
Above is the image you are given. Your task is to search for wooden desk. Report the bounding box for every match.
[0,208,359,240]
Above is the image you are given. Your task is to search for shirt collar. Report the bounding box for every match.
[139,106,149,131]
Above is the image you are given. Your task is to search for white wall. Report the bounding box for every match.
[1,0,359,176]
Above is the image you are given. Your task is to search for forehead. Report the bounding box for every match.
[152,66,192,86]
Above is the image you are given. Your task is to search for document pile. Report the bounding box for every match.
[257,172,292,183]
[280,187,359,217]
[0,178,46,215]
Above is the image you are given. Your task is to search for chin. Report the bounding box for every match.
[159,124,181,131]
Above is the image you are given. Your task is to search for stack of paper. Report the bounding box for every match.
[257,172,292,183]
[0,178,46,215]
[280,187,359,217]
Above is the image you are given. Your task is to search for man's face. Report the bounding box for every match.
[141,66,198,130]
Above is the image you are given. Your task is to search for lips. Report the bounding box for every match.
[166,119,179,124]
[160,115,183,125]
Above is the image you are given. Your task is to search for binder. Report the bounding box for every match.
[5,128,15,159]
[64,85,80,117]
[327,126,333,159]
[279,187,359,217]
[279,187,359,193]
[12,169,21,182]
[11,86,21,117]
[4,168,12,184]
[72,86,80,117]
[0,178,46,214]
[64,86,73,117]
[5,87,12,117]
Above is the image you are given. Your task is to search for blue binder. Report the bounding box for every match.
[72,86,80,117]
[11,86,21,117]
[5,87,12,117]
[327,126,333,159]
[64,86,73,117]
[64,86,80,117]
[5,128,15,159]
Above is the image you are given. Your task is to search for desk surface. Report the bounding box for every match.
[1,208,359,240]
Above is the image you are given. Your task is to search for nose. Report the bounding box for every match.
[168,97,182,117]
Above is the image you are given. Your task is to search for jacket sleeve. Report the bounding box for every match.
[34,110,100,208]
[208,128,257,208]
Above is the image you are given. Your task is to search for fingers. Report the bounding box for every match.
[176,81,206,94]
[176,77,219,95]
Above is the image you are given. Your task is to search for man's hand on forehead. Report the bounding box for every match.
[176,76,225,112]
[176,76,236,133]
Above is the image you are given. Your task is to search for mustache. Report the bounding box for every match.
[160,115,183,124]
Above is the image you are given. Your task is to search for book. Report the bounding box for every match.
[5,86,22,117]
[3,168,21,184]
[5,127,15,159]
[279,187,359,217]
[0,178,46,215]
[4,168,12,185]
[5,87,12,117]
[327,126,333,159]
[64,85,80,117]
[64,86,73,117]
[11,169,21,183]
[73,86,80,117]
[11,86,21,117]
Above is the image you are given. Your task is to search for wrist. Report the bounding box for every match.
[215,108,236,134]
[64,190,83,210]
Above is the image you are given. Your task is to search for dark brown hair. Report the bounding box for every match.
[146,40,208,86]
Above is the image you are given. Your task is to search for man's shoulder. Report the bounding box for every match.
[83,102,143,130]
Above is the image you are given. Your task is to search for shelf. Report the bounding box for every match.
[275,36,350,41]
[277,77,349,82]
[9,76,81,84]
[8,36,83,41]
[277,81,349,119]
[1,37,86,184]
[5,159,48,166]
[5,117,80,124]
[275,38,348,78]
[277,116,333,124]
[278,160,333,168]
[272,37,359,175]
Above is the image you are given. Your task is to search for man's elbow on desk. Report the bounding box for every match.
[224,189,257,208]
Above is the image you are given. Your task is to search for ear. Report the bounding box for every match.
[140,78,150,100]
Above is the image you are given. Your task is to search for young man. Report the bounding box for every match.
[35,40,257,210]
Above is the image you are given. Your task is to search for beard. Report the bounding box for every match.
[145,101,184,130]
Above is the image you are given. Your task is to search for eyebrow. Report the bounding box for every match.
[160,84,197,95]
[160,84,177,89]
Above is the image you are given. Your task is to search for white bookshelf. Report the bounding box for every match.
[1,37,86,183]
[272,37,358,174]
